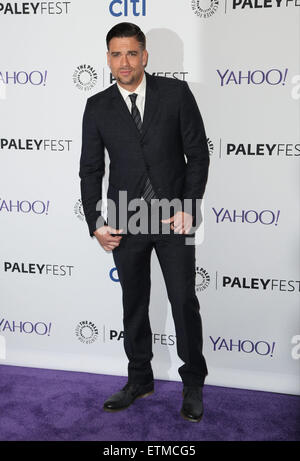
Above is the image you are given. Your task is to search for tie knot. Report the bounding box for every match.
[129,93,138,105]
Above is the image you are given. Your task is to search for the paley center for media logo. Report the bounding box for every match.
[75,320,99,344]
[191,0,219,18]
[73,65,98,91]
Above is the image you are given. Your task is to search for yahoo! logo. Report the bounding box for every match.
[212,208,281,226]
[217,68,288,86]
[0,71,48,86]
[210,336,276,357]
[0,199,50,215]
[0,318,52,336]
[109,0,146,16]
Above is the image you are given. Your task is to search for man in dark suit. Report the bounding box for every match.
[79,22,210,422]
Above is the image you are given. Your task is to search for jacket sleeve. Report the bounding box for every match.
[79,98,107,237]
[179,81,210,228]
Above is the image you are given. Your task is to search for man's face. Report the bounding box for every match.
[107,36,148,90]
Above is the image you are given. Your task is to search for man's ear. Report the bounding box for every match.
[143,49,148,68]
[106,51,110,67]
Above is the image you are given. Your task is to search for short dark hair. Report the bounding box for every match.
[106,22,146,50]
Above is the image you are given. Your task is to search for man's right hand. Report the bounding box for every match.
[93,226,124,251]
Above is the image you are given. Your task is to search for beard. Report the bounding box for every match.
[117,74,135,86]
[116,68,144,88]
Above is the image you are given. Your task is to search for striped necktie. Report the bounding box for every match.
[129,93,157,203]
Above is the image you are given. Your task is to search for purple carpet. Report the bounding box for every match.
[0,364,299,441]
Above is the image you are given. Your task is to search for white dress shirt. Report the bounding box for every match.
[117,71,146,122]
[117,72,147,200]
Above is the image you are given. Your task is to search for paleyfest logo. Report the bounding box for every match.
[224,142,300,157]
[0,2,71,15]
[231,0,300,10]
[0,138,72,152]
[191,0,219,17]
[190,0,300,15]
[110,328,177,346]
[3,261,74,277]
[221,274,300,292]
[211,139,300,158]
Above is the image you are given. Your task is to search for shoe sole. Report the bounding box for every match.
[180,409,203,423]
[103,389,154,412]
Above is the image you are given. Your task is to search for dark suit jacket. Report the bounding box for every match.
[79,71,209,237]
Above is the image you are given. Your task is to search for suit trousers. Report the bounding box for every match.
[111,200,208,387]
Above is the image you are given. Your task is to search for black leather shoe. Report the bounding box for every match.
[103,381,154,412]
[180,386,204,422]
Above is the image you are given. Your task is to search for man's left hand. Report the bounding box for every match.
[161,211,193,234]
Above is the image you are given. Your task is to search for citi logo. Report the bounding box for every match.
[110,267,119,282]
[109,0,146,16]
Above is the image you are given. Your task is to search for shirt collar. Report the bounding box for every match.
[117,72,146,101]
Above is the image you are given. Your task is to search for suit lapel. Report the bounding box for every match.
[141,72,159,140]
